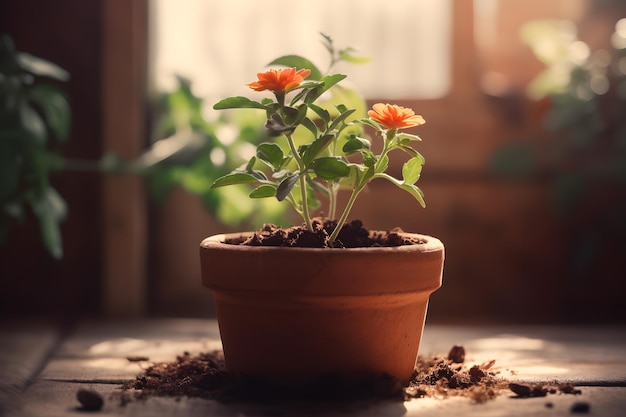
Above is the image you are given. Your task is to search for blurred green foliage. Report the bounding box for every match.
[0,34,289,259]
[143,75,289,226]
[490,18,626,280]
[0,34,71,259]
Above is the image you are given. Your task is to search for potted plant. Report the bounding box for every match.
[199,35,444,397]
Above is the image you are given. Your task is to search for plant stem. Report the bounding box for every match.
[299,175,313,231]
[284,132,313,232]
[328,182,362,246]
[328,133,394,246]
[46,154,138,174]
[328,182,337,220]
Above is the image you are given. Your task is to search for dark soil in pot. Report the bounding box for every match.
[226,218,426,248]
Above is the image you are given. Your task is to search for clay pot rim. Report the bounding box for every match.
[201,231,443,254]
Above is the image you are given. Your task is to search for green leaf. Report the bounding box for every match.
[19,102,47,143]
[256,142,284,169]
[31,186,68,259]
[267,55,323,81]
[276,173,299,201]
[396,132,422,144]
[376,154,389,174]
[245,156,257,172]
[304,74,347,104]
[322,74,348,89]
[376,173,426,208]
[397,145,422,159]
[402,156,424,185]
[304,178,322,209]
[249,184,276,198]
[16,52,69,81]
[338,48,372,65]
[139,132,207,168]
[311,157,350,180]
[300,117,318,138]
[28,84,71,142]
[342,136,370,154]
[357,118,384,131]
[283,103,308,126]
[328,108,356,132]
[399,183,426,208]
[306,175,329,197]
[362,150,377,168]
[213,96,267,110]
[211,172,262,188]
[308,104,330,124]
[302,134,334,166]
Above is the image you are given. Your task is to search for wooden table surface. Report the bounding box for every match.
[1,319,625,417]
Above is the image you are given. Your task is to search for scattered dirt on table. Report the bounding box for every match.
[570,401,591,413]
[406,347,506,403]
[225,218,425,248]
[115,345,586,406]
[76,388,104,411]
[126,356,150,362]
[115,346,509,405]
[508,381,582,398]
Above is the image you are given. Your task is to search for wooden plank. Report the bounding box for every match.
[420,325,626,385]
[0,321,62,416]
[37,320,626,386]
[13,320,626,416]
[14,381,626,417]
[40,320,221,382]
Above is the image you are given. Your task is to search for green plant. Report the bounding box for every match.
[142,75,290,226]
[0,34,290,259]
[211,34,428,246]
[490,19,626,280]
[0,34,71,259]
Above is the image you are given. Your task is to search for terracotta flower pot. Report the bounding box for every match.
[199,231,444,389]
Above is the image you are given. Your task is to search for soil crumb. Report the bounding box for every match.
[115,345,588,406]
[225,218,424,248]
[116,346,520,405]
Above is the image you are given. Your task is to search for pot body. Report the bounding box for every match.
[199,231,444,386]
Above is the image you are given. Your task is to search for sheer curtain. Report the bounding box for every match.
[150,0,452,102]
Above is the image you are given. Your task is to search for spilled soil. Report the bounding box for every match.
[114,346,513,405]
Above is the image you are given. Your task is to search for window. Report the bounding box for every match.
[150,0,452,101]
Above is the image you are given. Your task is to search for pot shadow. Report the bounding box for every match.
[206,375,410,417]
[209,398,409,417]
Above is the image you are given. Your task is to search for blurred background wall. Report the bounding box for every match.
[1,0,625,324]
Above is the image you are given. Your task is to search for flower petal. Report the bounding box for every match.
[368,103,425,129]
[246,67,311,93]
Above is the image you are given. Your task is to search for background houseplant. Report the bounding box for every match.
[0,34,71,259]
[0,34,288,260]
[489,18,626,285]
[199,35,445,395]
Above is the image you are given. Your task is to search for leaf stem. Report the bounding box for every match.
[284,132,313,232]
[328,180,362,246]
[299,175,313,232]
[328,182,337,220]
[327,129,395,246]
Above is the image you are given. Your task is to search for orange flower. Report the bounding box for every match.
[247,67,312,93]
[367,103,425,130]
